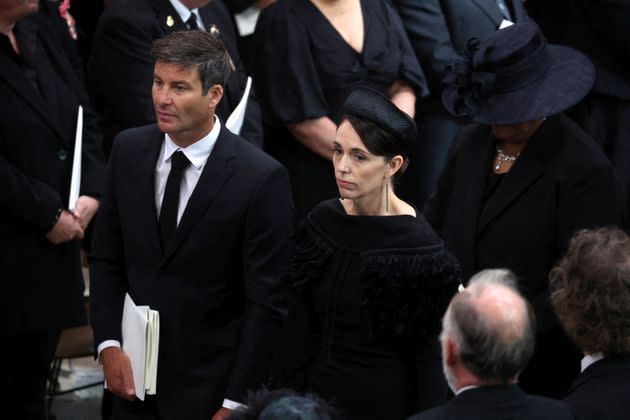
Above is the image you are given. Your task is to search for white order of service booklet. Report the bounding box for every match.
[121,293,160,401]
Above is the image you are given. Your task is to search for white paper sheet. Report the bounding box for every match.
[225,76,252,135]
[122,294,149,401]
[68,105,83,211]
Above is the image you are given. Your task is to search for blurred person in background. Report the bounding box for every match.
[0,0,104,418]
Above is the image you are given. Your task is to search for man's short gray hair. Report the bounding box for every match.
[442,269,535,383]
[151,30,232,95]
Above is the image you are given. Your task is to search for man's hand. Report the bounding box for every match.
[46,210,84,244]
[211,407,233,420]
[73,195,100,230]
[101,347,136,401]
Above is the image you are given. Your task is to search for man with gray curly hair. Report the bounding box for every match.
[409,269,572,419]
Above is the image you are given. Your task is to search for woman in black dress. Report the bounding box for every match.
[278,87,461,420]
[253,0,427,219]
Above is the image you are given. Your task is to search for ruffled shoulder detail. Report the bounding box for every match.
[360,244,462,339]
[285,220,335,293]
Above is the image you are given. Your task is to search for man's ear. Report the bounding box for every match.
[206,84,224,109]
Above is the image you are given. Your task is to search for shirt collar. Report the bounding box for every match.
[162,117,221,170]
[456,385,479,396]
[168,0,200,25]
[581,353,605,373]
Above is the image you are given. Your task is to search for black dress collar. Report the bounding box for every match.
[307,199,443,252]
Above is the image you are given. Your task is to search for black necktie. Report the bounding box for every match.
[186,14,199,30]
[159,151,190,251]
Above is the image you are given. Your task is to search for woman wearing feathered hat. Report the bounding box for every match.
[424,21,623,397]
[275,86,461,420]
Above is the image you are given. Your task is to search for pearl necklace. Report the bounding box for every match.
[495,145,520,171]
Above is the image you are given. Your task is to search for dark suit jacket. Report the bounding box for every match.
[88,0,263,155]
[408,384,573,420]
[89,123,294,419]
[395,0,527,96]
[565,356,630,420]
[0,15,104,334]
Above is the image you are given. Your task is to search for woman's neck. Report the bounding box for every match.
[498,139,528,156]
[0,20,15,36]
[343,185,411,216]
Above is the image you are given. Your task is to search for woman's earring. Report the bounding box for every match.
[385,182,389,213]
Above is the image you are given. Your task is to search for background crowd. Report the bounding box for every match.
[1,0,629,419]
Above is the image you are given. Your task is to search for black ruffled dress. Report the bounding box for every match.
[278,199,461,420]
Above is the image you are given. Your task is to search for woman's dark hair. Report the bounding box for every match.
[550,227,630,356]
[343,114,410,183]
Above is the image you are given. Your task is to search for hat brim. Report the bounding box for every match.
[443,45,594,125]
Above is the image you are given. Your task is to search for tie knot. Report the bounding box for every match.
[186,14,199,30]
[170,151,191,172]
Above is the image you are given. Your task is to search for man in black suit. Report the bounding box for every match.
[395,0,528,207]
[1,0,104,418]
[409,269,572,420]
[550,227,630,420]
[88,0,263,156]
[89,30,293,420]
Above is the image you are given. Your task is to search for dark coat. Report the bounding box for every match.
[88,0,263,155]
[408,384,573,420]
[89,123,294,419]
[565,356,630,420]
[425,113,621,330]
[424,113,622,396]
[0,15,104,334]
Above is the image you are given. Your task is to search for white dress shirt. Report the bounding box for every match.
[456,385,479,395]
[581,353,605,373]
[98,118,245,410]
[154,118,220,224]
[168,0,205,31]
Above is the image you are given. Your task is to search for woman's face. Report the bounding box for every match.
[491,119,545,143]
[333,120,394,201]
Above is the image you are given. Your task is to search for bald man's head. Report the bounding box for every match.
[442,269,535,384]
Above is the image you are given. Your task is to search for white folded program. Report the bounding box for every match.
[122,293,160,401]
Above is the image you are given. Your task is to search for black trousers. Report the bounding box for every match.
[1,330,60,420]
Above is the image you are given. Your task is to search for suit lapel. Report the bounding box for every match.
[0,21,67,144]
[162,126,236,264]
[153,0,187,34]
[477,124,548,233]
[472,0,505,26]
